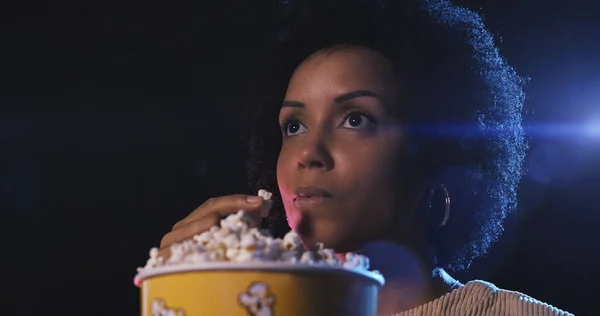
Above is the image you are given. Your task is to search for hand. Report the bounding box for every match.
[158,194,267,259]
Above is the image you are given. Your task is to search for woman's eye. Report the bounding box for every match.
[282,120,308,137]
[342,113,375,130]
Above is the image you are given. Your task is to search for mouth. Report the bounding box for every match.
[292,185,333,208]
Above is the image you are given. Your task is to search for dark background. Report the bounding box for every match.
[1,0,599,315]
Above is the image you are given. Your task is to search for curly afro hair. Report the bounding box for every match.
[243,0,528,272]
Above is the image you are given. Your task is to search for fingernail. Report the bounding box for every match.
[246,196,263,203]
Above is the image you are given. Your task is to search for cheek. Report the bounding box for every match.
[337,143,401,190]
[276,148,293,195]
[337,141,405,218]
[276,149,298,226]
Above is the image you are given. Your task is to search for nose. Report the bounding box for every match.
[297,134,334,171]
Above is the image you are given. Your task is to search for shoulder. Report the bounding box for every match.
[465,280,574,316]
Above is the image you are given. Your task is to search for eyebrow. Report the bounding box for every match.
[281,90,380,108]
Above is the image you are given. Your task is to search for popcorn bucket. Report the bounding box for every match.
[135,262,384,316]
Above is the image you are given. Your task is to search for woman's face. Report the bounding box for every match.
[277,46,419,252]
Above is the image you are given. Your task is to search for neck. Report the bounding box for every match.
[340,241,459,316]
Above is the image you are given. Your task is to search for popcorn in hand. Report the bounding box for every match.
[258,189,273,217]
[258,189,273,201]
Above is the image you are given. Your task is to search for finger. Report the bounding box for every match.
[173,194,265,230]
[160,213,221,251]
[157,245,171,260]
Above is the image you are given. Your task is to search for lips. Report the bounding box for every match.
[293,186,333,200]
[292,186,333,209]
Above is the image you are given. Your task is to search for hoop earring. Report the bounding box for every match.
[428,184,450,228]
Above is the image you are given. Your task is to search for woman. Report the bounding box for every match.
[160,0,572,314]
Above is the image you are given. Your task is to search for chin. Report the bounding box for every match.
[300,230,361,253]
[291,212,366,252]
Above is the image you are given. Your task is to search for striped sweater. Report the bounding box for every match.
[395,280,573,316]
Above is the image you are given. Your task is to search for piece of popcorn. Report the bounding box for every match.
[279,250,299,262]
[282,230,303,252]
[240,233,260,251]
[317,247,339,265]
[231,233,263,262]
[344,253,370,270]
[168,248,183,264]
[234,249,262,262]
[207,247,226,261]
[221,233,241,260]
[221,233,240,249]
[193,231,213,246]
[207,225,220,238]
[220,211,248,232]
[180,252,206,264]
[168,240,193,265]
[300,251,317,264]
[262,239,283,260]
[258,189,273,217]
[226,247,239,260]
[249,228,265,239]
[139,247,162,270]
[214,226,232,240]
[247,228,264,239]
[258,189,273,200]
